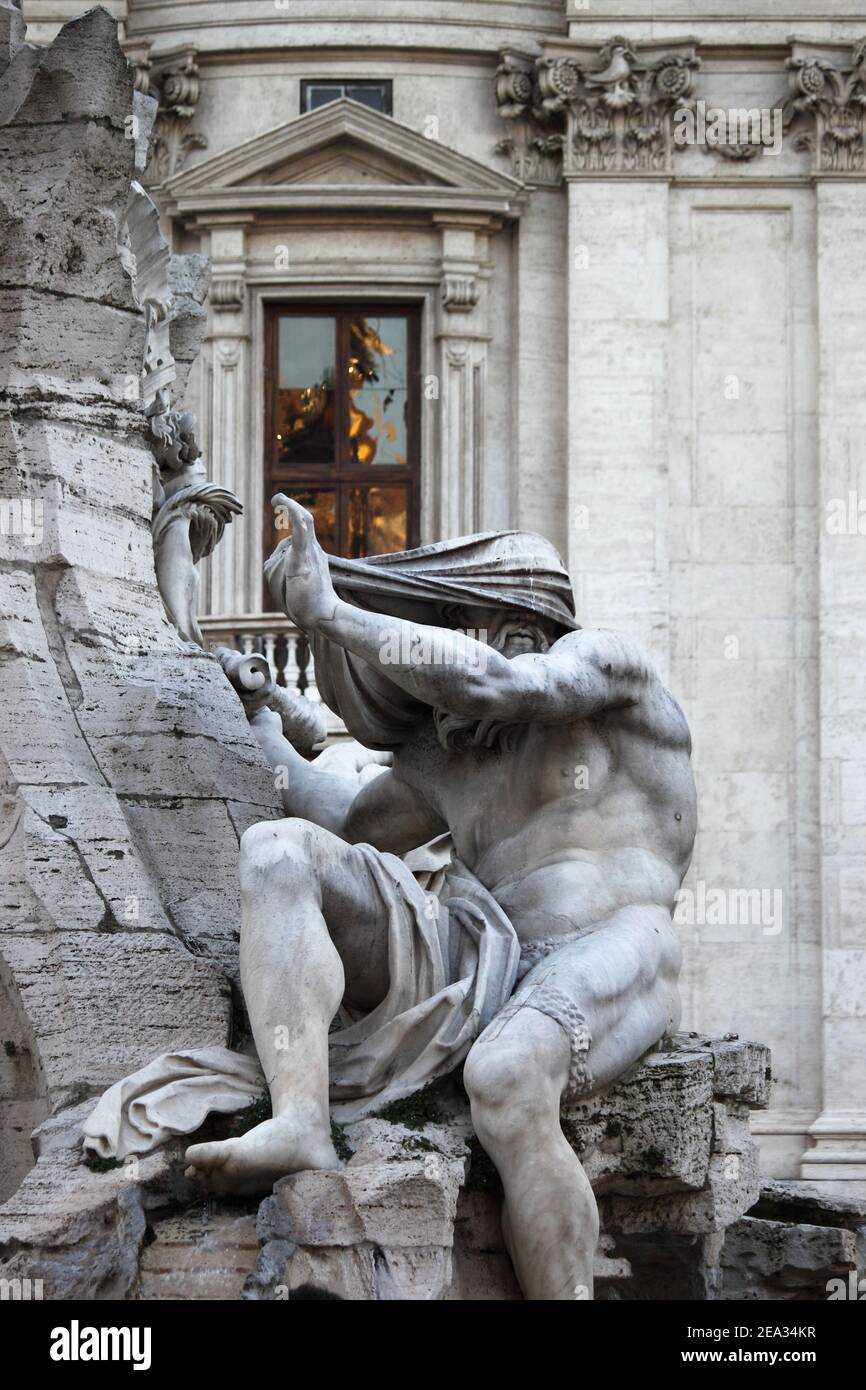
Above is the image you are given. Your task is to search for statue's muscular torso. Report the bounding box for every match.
[393,667,696,944]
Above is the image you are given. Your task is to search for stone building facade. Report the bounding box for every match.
[19,1,866,1185]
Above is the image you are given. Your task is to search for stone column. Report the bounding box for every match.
[565,177,671,664]
[433,218,492,539]
[787,43,866,1178]
[495,50,568,552]
[199,217,254,617]
[535,39,699,668]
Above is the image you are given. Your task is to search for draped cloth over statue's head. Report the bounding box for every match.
[310,531,578,749]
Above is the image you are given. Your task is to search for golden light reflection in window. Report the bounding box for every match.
[265,305,417,585]
[348,317,408,467]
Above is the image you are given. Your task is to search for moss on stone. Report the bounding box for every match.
[373,1079,450,1130]
[400,1133,441,1154]
[464,1136,501,1194]
[330,1120,354,1162]
[82,1150,124,1173]
[223,1093,272,1137]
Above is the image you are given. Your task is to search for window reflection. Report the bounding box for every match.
[276,316,335,463]
[347,485,408,557]
[266,305,417,587]
[348,317,408,466]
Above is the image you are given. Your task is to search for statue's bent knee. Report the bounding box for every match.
[239,817,320,883]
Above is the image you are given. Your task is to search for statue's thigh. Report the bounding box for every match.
[318,842,403,1013]
[505,906,682,1099]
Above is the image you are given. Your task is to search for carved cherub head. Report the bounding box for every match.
[148,389,205,488]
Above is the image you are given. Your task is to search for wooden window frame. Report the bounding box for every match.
[263,301,421,605]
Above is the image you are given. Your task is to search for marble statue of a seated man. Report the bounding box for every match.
[185,500,697,1301]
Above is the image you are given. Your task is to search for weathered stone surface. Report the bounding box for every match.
[0,124,140,309]
[720,1180,866,1300]
[0,8,132,128]
[0,6,281,1288]
[168,254,210,406]
[241,1035,768,1300]
[0,1101,169,1299]
[278,1156,464,1250]
[564,1035,767,1229]
[139,1205,259,1301]
[749,1178,866,1231]
[721,1217,861,1301]
[709,1038,772,1109]
[0,1,26,75]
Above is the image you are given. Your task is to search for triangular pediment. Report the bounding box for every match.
[163,98,522,198]
[251,139,446,189]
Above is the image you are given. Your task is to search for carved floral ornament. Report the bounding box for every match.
[128,44,208,184]
[784,40,866,173]
[497,36,866,181]
[496,38,700,181]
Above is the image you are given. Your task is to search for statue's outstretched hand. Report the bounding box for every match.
[264,495,337,631]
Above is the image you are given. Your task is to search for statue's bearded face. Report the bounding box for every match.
[446,605,558,659]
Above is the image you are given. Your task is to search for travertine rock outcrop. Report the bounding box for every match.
[0,4,280,1280]
[720,1181,866,1301]
[243,1034,770,1301]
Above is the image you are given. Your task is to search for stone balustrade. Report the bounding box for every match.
[199,614,347,737]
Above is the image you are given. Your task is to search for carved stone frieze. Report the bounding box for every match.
[496,37,700,182]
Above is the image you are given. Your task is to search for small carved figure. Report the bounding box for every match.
[149,392,241,645]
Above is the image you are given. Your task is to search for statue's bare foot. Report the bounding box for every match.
[184,1113,341,1197]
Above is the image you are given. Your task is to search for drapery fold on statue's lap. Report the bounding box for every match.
[82,850,520,1159]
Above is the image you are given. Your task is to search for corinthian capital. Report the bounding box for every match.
[496,37,701,181]
[784,38,866,174]
[494,49,564,185]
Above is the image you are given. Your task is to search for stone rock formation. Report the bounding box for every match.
[220,1034,771,1301]
[0,3,280,1291]
[720,1182,866,1301]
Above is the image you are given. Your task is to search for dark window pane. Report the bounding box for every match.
[348,317,408,466]
[345,84,390,113]
[347,485,408,558]
[301,80,392,116]
[305,83,348,112]
[271,487,338,556]
[276,316,335,464]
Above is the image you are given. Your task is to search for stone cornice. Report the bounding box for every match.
[497,32,866,183]
[166,188,525,227]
